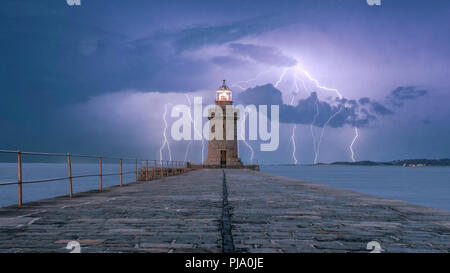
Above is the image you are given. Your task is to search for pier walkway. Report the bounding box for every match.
[0,169,449,253]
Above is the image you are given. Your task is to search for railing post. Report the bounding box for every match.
[99,157,103,191]
[17,151,22,207]
[67,153,73,198]
[166,161,169,176]
[146,160,149,180]
[120,158,123,187]
[153,160,156,179]
[160,160,163,177]
[135,158,138,182]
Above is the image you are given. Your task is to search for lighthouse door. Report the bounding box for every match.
[220,150,226,168]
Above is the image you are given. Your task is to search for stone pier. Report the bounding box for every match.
[0,169,449,253]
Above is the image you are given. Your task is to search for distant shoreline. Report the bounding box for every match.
[318,158,450,167]
[1,158,449,167]
[260,158,450,167]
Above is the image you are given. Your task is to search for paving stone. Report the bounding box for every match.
[0,170,222,253]
[224,169,450,253]
[1,169,449,253]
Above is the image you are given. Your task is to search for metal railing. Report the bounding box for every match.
[0,149,189,207]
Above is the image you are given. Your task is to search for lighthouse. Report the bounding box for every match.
[204,80,243,167]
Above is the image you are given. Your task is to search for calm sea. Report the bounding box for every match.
[1,163,449,211]
[260,165,450,211]
[0,163,136,207]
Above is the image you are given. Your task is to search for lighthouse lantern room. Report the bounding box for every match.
[216,80,232,102]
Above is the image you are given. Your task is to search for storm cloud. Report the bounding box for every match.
[169,15,296,52]
[236,83,427,128]
[388,86,428,107]
[1,0,449,163]
[229,43,298,67]
[370,101,393,116]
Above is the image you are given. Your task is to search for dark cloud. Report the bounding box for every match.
[211,56,250,68]
[229,43,297,67]
[0,2,299,153]
[235,84,408,128]
[235,84,284,106]
[388,86,428,106]
[1,0,448,163]
[171,15,295,52]
[370,101,394,116]
[359,97,370,105]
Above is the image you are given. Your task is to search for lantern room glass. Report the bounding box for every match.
[216,90,232,102]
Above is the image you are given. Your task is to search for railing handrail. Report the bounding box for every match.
[0,149,190,207]
[0,149,160,161]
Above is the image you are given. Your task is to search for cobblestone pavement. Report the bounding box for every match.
[225,169,450,253]
[1,169,449,253]
[0,169,223,253]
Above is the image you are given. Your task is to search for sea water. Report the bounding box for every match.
[0,163,136,207]
[1,163,449,211]
[260,165,450,211]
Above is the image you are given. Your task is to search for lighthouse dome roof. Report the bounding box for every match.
[216,79,232,92]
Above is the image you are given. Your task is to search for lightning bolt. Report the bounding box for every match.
[276,66,338,165]
[231,72,263,90]
[289,70,301,165]
[350,127,359,162]
[310,95,320,164]
[292,63,347,164]
[233,67,298,164]
[290,125,298,164]
[294,64,343,99]
[296,76,320,165]
[159,103,172,161]
[183,94,205,162]
[291,70,300,103]
[275,68,289,88]
[280,68,321,165]
[183,95,193,162]
[184,139,193,162]
[240,111,254,164]
[234,59,356,164]
[231,75,265,164]
[315,106,343,164]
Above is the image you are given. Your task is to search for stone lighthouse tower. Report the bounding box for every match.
[204,80,243,167]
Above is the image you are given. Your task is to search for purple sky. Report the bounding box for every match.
[0,0,449,164]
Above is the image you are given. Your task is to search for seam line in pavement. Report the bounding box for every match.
[221,170,235,253]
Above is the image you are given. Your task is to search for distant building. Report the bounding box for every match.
[204,80,243,167]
